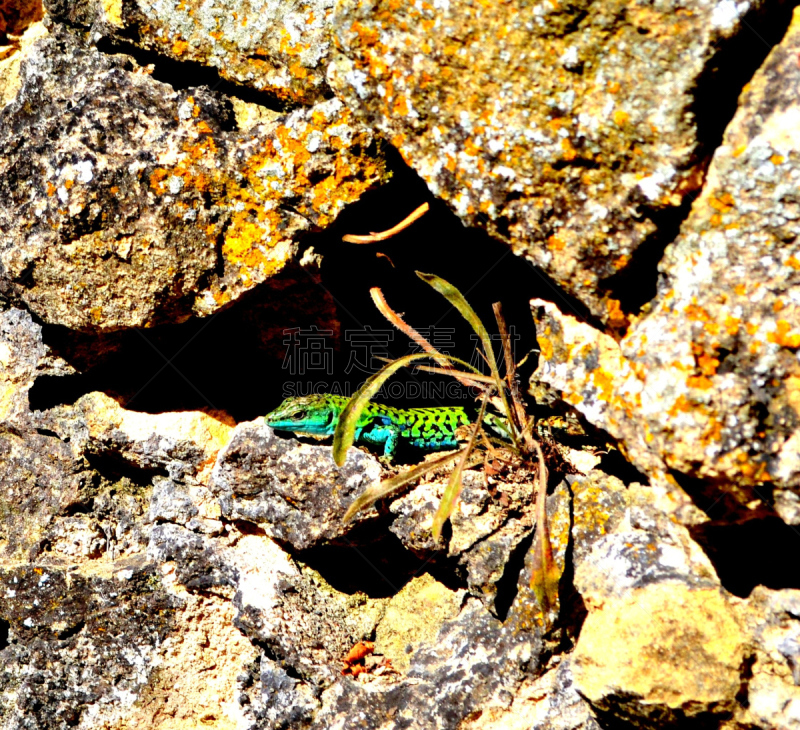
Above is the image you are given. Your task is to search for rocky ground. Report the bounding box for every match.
[1,0,800,728]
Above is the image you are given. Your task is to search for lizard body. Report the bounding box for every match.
[265,393,508,461]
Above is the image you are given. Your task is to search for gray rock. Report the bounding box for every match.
[211,422,382,550]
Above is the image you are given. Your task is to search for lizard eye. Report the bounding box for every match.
[292,410,307,420]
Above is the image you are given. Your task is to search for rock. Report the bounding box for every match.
[46,0,336,104]
[742,587,800,729]
[312,595,543,730]
[532,8,800,512]
[210,422,382,551]
[374,572,465,674]
[52,390,235,483]
[0,26,387,330]
[572,583,747,728]
[460,659,600,730]
[0,559,179,729]
[329,0,790,321]
[0,308,83,557]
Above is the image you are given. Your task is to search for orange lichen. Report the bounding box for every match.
[697,352,719,376]
[685,303,710,322]
[686,375,713,390]
[538,335,554,361]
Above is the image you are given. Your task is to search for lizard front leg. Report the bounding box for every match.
[379,426,400,465]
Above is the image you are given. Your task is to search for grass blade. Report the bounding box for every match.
[431,393,490,540]
[342,448,469,522]
[416,272,517,446]
[529,441,561,621]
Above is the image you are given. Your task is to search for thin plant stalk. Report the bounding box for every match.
[342,202,429,243]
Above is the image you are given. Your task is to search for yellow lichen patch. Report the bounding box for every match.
[101,0,123,27]
[768,320,800,349]
[172,38,189,56]
[697,351,719,376]
[560,137,577,161]
[786,256,800,270]
[538,335,554,361]
[724,316,740,336]
[612,109,629,126]
[590,368,615,403]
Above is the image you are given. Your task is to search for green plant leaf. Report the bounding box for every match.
[431,394,490,540]
[342,448,470,522]
[332,352,470,467]
[416,272,517,446]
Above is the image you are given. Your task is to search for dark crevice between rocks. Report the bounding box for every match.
[691,0,798,165]
[690,515,800,597]
[671,470,800,597]
[599,0,798,326]
[555,477,588,651]
[597,448,649,486]
[28,147,564,422]
[493,529,535,622]
[298,516,465,599]
[54,619,85,641]
[735,652,756,711]
[597,194,697,320]
[84,452,167,488]
[0,619,9,650]
[94,37,294,115]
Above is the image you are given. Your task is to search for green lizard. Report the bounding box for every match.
[265,393,510,462]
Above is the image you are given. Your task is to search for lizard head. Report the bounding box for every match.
[264,394,342,436]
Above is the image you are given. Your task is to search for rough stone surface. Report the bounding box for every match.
[573,583,747,727]
[211,423,383,551]
[3,0,800,727]
[742,587,800,729]
[0,25,386,330]
[532,9,800,511]
[329,0,788,321]
[46,0,336,104]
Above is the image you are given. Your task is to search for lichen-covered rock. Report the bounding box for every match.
[329,0,783,321]
[741,587,800,729]
[572,583,747,728]
[0,26,386,330]
[532,9,800,509]
[46,0,335,104]
[460,659,600,730]
[0,559,179,729]
[211,423,383,550]
[312,595,544,730]
[0,308,83,557]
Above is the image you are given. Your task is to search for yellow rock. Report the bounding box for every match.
[375,573,465,674]
[572,583,745,717]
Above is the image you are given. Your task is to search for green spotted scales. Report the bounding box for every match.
[265,393,508,461]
